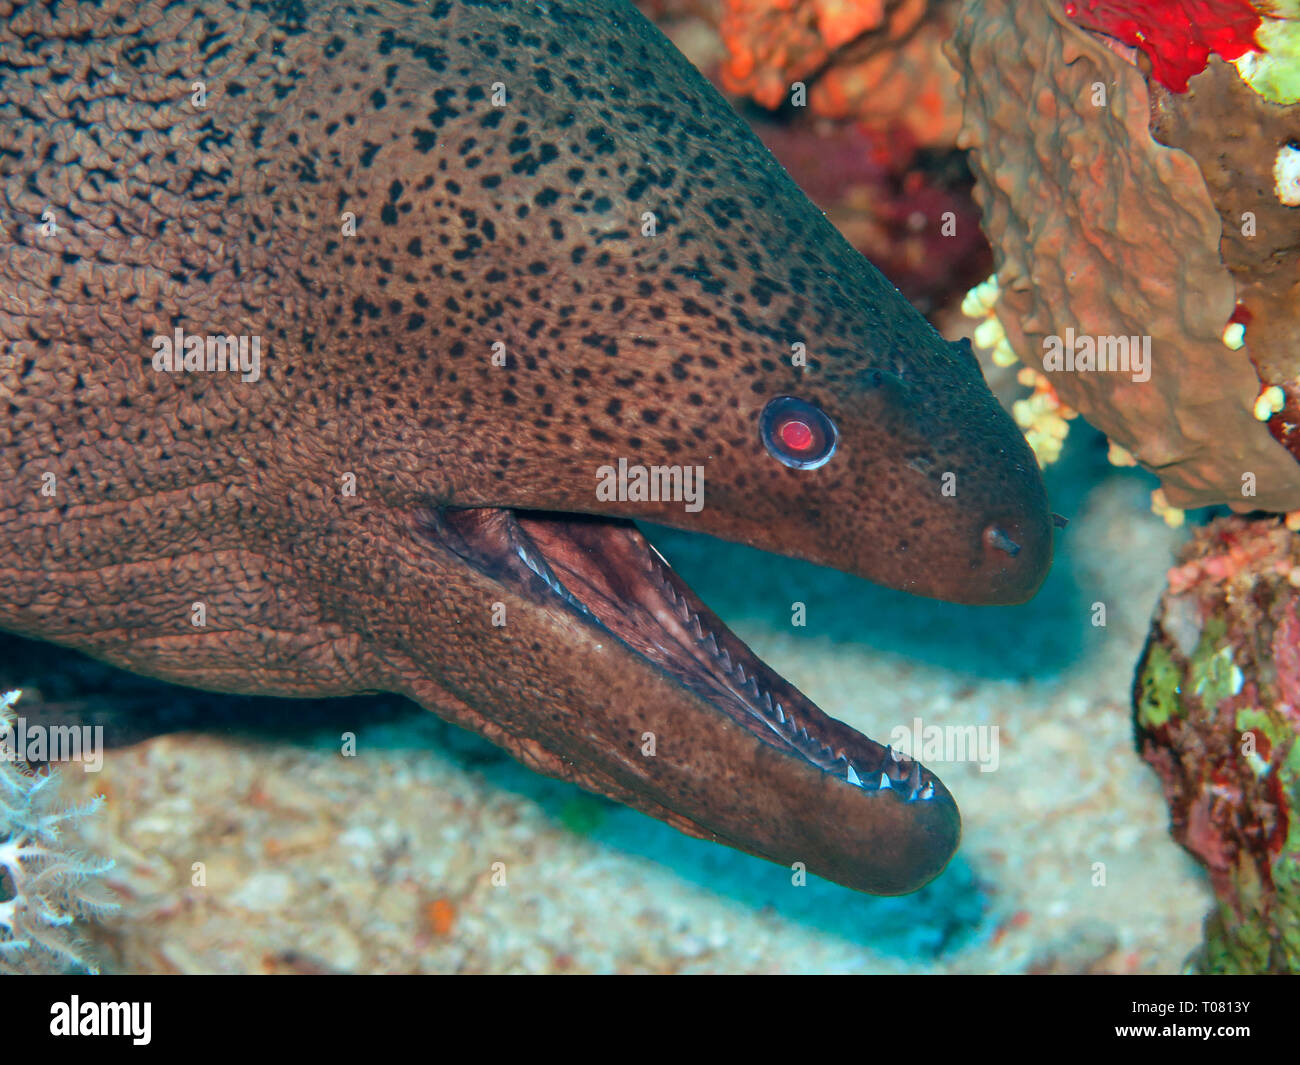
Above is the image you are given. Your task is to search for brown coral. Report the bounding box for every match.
[1148,62,1300,474]
[947,0,1300,512]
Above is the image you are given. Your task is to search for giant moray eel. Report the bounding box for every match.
[0,0,1052,895]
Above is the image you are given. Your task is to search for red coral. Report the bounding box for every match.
[1063,0,1261,91]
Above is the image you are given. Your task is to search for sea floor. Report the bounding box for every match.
[8,413,1212,974]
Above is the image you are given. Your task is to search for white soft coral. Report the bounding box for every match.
[0,690,118,974]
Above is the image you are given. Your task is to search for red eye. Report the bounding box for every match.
[760,396,838,470]
[778,419,814,452]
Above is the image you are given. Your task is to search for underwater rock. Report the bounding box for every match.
[1135,516,1300,973]
[948,0,1300,513]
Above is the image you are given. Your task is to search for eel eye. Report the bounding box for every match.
[759,396,838,470]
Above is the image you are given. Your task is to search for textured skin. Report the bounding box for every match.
[949,0,1300,512]
[0,0,1050,894]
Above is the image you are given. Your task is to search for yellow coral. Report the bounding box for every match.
[961,278,1018,367]
[1107,440,1138,467]
[962,274,1077,467]
[1253,385,1286,422]
[1151,489,1186,529]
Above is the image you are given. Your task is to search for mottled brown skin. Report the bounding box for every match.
[0,0,1051,894]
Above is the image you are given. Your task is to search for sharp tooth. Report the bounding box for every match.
[879,772,891,790]
[734,662,746,684]
[702,631,719,655]
[847,764,862,786]
[775,703,784,724]
[691,615,704,639]
[677,597,692,623]
[920,782,934,801]
[718,647,732,672]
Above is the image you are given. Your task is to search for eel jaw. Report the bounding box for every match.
[418,506,961,895]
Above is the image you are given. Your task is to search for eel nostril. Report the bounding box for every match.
[984,525,1021,558]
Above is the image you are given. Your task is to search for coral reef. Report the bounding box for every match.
[1063,0,1262,92]
[1135,518,1300,973]
[752,122,990,314]
[1148,58,1300,478]
[0,690,117,974]
[948,0,1300,513]
[644,0,964,147]
[643,0,989,313]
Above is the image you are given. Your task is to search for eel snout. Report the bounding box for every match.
[418,506,960,894]
[958,495,1055,606]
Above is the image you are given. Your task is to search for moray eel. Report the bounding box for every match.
[0,0,1051,894]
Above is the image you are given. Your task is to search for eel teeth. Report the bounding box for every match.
[514,544,588,614]
[879,772,892,790]
[775,703,785,724]
[734,662,746,684]
[842,761,882,791]
[919,782,934,801]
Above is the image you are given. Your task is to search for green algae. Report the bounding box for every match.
[1136,641,1183,730]
[1235,15,1300,105]
[1189,619,1240,709]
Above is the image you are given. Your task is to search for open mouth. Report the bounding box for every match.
[418,506,941,804]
